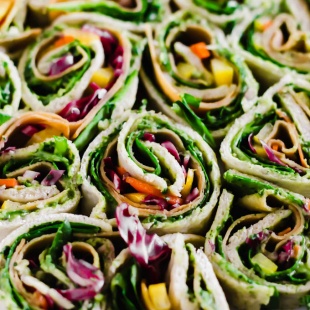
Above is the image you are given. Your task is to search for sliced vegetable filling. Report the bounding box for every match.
[1,220,114,309]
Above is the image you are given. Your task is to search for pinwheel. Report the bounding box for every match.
[111,203,229,310]
[0,51,21,126]
[80,110,221,234]
[0,136,80,239]
[18,14,144,144]
[205,170,310,310]
[141,10,258,140]
[0,0,41,58]
[28,0,169,30]
[0,213,114,309]
[220,84,310,197]
[0,112,70,150]
[230,0,310,85]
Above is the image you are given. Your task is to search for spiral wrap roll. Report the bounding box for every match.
[205,170,310,310]
[142,10,258,140]
[0,136,81,239]
[80,110,221,234]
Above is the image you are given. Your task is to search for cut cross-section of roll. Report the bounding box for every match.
[230,0,310,85]
[18,14,145,143]
[0,213,114,309]
[142,10,258,140]
[0,137,81,239]
[80,110,221,234]
[172,0,271,27]
[0,51,21,126]
[220,83,310,197]
[28,0,170,30]
[0,111,70,151]
[205,170,310,310]
[0,0,41,58]
[110,203,229,310]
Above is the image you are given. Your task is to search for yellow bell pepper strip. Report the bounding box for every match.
[148,283,171,310]
[91,67,114,89]
[0,0,12,23]
[252,253,278,275]
[176,62,196,80]
[181,168,194,198]
[124,193,147,203]
[26,127,64,146]
[141,280,171,310]
[210,58,234,86]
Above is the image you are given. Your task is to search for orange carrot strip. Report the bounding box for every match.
[116,166,127,176]
[278,227,291,236]
[125,176,162,197]
[190,42,210,59]
[0,178,18,188]
[54,35,75,48]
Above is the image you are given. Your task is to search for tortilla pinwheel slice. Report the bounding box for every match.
[111,203,229,310]
[0,137,81,239]
[0,0,41,59]
[18,15,144,141]
[0,111,70,151]
[220,90,310,197]
[142,10,258,140]
[28,0,169,30]
[230,0,310,85]
[80,109,221,234]
[205,170,310,310]
[0,213,116,310]
[172,0,272,27]
[0,51,21,126]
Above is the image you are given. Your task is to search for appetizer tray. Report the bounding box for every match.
[0,0,309,309]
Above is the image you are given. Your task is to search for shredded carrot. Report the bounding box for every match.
[190,42,210,59]
[278,227,291,236]
[54,35,75,48]
[0,178,18,188]
[116,166,127,176]
[125,176,162,197]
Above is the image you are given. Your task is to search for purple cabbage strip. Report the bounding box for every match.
[185,187,199,203]
[116,203,171,284]
[63,243,104,290]
[49,54,74,76]
[248,133,256,154]
[245,231,269,248]
[142,195,168,210]
[41,170,65,186]
[21,124,45,137]
[143,132,155,142]
[59,86,106,122]
[161,141,180,162]
[260,140,303,174]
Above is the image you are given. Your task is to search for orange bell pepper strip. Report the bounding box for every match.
[54,35,75,48]
[116,166,127,177]
[190,42,210,59]
[125,176,162,197]
[0,178,18,188]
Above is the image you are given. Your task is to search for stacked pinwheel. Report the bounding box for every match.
[0,0,309,309]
